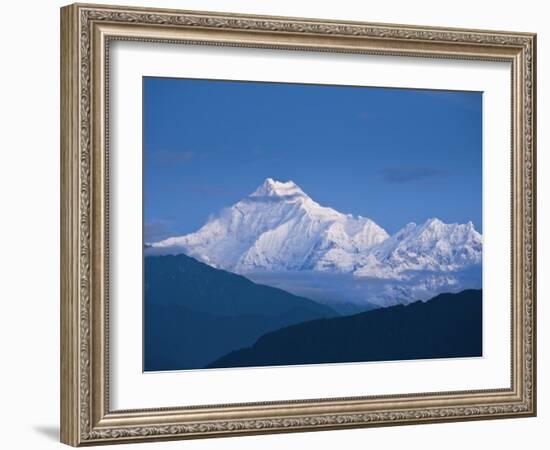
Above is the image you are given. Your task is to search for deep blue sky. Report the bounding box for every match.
[143,77,482,242]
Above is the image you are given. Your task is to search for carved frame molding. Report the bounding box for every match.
[61,3,536,446]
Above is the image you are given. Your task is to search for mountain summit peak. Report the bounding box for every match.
[423,217,445,229]
[251,178,306,199]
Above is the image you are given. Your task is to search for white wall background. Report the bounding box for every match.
[0,1,546,449]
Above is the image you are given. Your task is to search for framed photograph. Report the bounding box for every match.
[60,3,537,446]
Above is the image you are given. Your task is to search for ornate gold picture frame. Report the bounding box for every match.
[60,3,536,446]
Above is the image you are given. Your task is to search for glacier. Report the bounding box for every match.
[149,178,482,308]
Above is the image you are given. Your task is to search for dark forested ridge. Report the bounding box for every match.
[145,254,481,372]
[208,289,482,369]
[144,253,337,371]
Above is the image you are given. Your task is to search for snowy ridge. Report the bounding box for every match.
[152,178,389,273]
[150,178,482,307]
[354,218,482,279]
[152,178,481,278]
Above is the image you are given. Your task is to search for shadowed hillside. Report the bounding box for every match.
[144,254,337,371]
[207,289,482,369]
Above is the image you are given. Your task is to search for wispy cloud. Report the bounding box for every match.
[188,184,227,197]
[357,111,383,121]
[151,149,194,164]
[380,166,446,184]
[356,109,386,122]
[144,220,175,243]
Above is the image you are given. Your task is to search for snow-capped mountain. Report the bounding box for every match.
[150,178,482,307]
[353,218,482,280]
[152,178,389,273]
